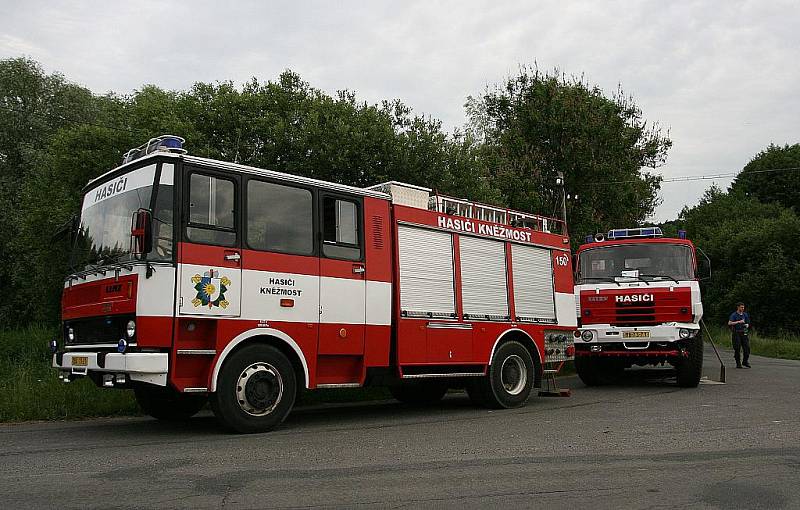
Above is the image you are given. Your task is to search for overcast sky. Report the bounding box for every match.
[2,0,798,221]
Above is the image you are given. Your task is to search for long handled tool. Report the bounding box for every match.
[700,319,726,383]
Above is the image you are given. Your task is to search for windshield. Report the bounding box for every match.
[579,243,695,283]
[72,163,174,269]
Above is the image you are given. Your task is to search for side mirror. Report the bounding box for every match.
[696,246,711,281]
[131,208,153,259]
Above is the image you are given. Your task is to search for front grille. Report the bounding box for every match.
[66,316,130,345]
[615,301,656,326]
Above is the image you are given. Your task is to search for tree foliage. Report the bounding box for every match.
[729,143,800,211]
[679,185,800,334]
[466,66,671,242]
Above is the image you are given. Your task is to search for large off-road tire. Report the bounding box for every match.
[389,381,448,405]
[210,344,297,433]
[676,336,703,388]
[134,384,207,421]
[575,355,605,386]
[466,341,535,409]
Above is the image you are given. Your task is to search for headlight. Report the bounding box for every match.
[679,328,691,339]
[67,327,75,342]
[126,320,136,339]
[581,330,594,342]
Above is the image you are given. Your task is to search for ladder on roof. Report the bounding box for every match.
[429,194,565,235]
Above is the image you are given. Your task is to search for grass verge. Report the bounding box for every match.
[702,324,800,361]
[0,325,138,422]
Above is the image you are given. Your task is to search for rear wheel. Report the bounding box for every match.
[389,380,448,405]
[134,384,207,421]
[467,341,534,409]
[211,344,296,433]
[676,336,703,388]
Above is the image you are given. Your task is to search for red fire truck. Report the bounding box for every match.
[574,227,708,387]
[52,135,576,433]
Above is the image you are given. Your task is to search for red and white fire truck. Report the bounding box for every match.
[52,135,576,433]
[574,227,709,387]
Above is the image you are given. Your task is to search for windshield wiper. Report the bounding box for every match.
[615,275,651,286]
[579,277,621,286]
[639,273,680,284]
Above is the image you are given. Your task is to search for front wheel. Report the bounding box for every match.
[467,341,535,409]
[211,344,297,433]
[575,356,604,386]
[676,336,703,387]
[134,384,207,421]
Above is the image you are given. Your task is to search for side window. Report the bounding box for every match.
[186,172,236,245]
[322,196,361,260]
[247,180,313,255]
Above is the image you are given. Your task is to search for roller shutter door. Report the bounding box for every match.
[512,244,556,322]
[397,226,455,318]
[460,236,509,320]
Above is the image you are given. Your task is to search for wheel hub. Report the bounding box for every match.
[500,355,527,395]
[236,362,283,416]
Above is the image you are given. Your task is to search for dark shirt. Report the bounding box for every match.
[729,311,750,332]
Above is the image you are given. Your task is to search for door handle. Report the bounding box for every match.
[224,253,241,262]
[352,265,365,274]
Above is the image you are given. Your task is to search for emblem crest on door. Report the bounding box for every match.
[191,269,231,309]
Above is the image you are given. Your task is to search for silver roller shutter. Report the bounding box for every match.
[512,244,556,322]
[459,236,509,320]
[397,226,455,318]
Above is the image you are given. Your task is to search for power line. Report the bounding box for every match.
[584,166,800,186]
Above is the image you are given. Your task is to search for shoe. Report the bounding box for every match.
[743,362,751,368]
[736,364,743,369]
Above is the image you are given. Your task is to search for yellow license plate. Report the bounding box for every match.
[72,356,89,367]
[623,331,650,339]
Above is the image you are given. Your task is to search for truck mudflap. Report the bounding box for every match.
[53,351,168,386]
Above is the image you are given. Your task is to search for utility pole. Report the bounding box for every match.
[556,171,567,225]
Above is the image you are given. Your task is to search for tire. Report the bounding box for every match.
[389,381,448,405]
[575,355,605,386]
[210,344,297,433]
[466,341,535,409]
[134,384,207,421]
[676,336,703,388]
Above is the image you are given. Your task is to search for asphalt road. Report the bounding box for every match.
[2,346,799,509]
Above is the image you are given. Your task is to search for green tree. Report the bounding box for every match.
[679,186,800,334]
[466,66,670,241]
[0,58,98,323]
[729,143,800,211]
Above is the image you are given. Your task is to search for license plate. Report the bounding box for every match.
[623,331,650,339]
[72,356,89,367]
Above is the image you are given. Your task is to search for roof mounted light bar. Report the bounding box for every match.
[122,135,186,164]
[606,227,663,240]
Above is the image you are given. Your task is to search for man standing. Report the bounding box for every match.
[728,302,751,368]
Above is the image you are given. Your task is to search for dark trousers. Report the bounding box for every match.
[732,331,750,365]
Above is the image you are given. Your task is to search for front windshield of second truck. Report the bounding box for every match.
[579,243,694,283]
[73,163,174,269]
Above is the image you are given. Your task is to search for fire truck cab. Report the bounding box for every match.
[574,227,707,387]
[53,136,576,433]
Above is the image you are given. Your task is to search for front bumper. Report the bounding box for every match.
[577,323,699,344]
[53,351,168,386]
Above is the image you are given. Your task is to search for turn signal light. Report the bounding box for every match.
[280,299,294,308]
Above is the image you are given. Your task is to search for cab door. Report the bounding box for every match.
[177,168,242,317]
[318,193,366,354]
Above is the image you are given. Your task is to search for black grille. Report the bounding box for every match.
[615,301,656,326]
[66,316,130,345]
